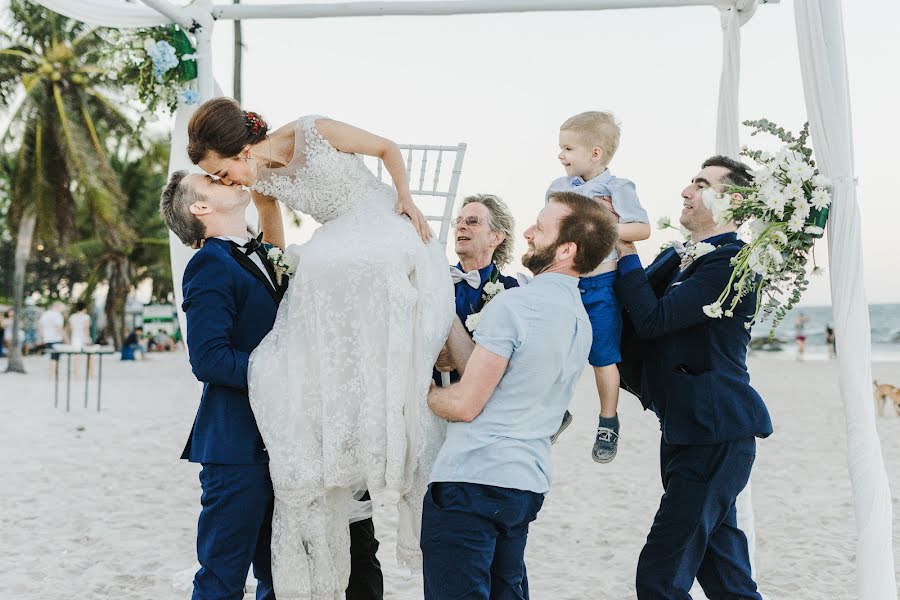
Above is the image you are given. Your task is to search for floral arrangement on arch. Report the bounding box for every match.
[116,25,199,113]
[659,120,832,333]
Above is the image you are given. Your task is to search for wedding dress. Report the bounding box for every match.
[248,115,453,599]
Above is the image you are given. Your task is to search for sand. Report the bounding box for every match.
[1,351,899,599]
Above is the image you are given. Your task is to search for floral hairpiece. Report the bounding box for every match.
[243,111,265,136]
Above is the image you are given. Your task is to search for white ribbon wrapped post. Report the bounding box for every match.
[795,2,896,598]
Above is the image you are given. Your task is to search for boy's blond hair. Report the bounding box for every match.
[560,111,621,168]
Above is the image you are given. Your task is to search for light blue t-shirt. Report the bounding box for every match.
[428,273,592,494]
[546,169,649,262]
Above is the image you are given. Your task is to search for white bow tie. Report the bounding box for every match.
[450,266,482,289]
[671,240,688,256]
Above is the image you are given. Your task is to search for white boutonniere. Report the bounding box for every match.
[465,271,508,333]
[266,247,296,285]
[678,241,717,271]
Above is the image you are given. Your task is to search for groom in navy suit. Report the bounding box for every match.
[614,156,773,600]
[161,171,383,600]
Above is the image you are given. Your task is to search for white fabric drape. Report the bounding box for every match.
[714,0,759,576]
[168,101,198,338]
[33,0,172,27]
[795,2,897,598]
[715,0,757,158]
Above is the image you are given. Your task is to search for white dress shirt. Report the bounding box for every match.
[216,235,276,289]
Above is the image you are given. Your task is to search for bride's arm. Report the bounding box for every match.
[251,190,285,250]
[314,118,432,243]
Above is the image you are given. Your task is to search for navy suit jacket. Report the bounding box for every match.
[180,237,288,464]
[615,233,773,446]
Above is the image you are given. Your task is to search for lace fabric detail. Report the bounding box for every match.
[246,115,454,599]
[250,115,394,225]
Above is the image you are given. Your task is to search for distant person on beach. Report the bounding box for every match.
[795,311,809,360]
[122,326,145,360]
[39,302,66,377]
[0,309,9,357]
[545,111,651,463]
[22,298,41,355]
[614,156,772,600]
[68,302,92,377]
[826,325,837,358]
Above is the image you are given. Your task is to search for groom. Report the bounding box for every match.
[161,171,383,600]
[614,156,773,599]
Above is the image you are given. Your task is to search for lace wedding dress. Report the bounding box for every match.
[248,116,453,599]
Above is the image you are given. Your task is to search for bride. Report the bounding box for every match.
[187,98,453,599]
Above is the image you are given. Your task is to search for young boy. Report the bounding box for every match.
[546,111,650,463]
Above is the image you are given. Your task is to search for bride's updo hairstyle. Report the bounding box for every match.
[187,97,269,164]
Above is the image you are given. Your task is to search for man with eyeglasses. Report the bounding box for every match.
[435,194,519,383]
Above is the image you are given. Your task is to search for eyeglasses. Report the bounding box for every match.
[452,216,485,228]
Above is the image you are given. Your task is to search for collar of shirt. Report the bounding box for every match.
[695,231,738,247]
[530,272,580,288]
[570,168,613,188]
[454,262,495,287]
[216,235,251,245]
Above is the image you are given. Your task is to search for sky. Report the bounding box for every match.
[39,0,900,305]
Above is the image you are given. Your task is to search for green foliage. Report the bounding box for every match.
[112,25,198,114]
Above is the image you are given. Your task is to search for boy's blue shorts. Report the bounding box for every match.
[579,270,622,368]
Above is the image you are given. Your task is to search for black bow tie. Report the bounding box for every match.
[242,231,264,255]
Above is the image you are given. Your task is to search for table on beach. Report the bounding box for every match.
[49,345,116,412]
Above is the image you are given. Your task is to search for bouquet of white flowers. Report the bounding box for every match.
[701,120,831,332]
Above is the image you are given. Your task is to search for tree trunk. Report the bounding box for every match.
[103,254,131,350]
[5,212,36,374]
[233,0,243,103]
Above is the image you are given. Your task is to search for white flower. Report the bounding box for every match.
[771,229,789,246]
[783,180,804,200]
[267,247,281,261]
[657,216,672,229]
[787,212,806,233]
[785,160,806,181]
[483,281,505,296]
[748,246,768,276]
[465,312,482,332]
[691,242,716,258]
[766,246,784,267]
[763,192,787,216]
[810,188,831,209]
[747,219,767,241]
[703,303,724,318]
[724,310,734,317]
[701,188,732,226]
[812,174,831,189]
[798,163,816,182]
[792,198,811,219]
[812,266,825,276]
[751,166,772,182]
[804,225,825,236]
[759,151,773,162]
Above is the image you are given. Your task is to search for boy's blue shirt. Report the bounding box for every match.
[546,169,649,225]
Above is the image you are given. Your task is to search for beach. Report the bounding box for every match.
[1,351,899,599]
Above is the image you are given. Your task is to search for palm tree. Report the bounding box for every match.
[0,1,134,372]
[74,139,172,345]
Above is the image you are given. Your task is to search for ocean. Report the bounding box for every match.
[752,303,900,361]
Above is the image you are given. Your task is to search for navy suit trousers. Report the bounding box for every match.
[421,482,543,600]
[636,438,762,600]
[193,464,275,600]
[193,467,384,600]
